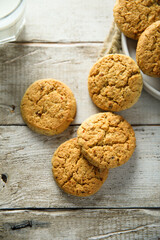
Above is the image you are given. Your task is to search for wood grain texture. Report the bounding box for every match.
[0,126,159,208]
[0,209,160,240]
[1,0,160,238]
[0,43,159,125]
[18,0,115,42]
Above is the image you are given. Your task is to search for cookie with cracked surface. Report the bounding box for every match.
[52,138,109,197]
[21,79,76,136]
[88,54,143,112]
[77,112,136,169]
[113,0,160,40]
[136,21,160,77]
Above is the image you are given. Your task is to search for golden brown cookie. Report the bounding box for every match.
[113,0,160,40]
[52,138,109,197]
[88,54,143,112]
[136,21,160,77]
[77,112,136,169]
[21,79,76,136]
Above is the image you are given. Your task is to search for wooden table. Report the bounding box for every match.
[0,0,160,239]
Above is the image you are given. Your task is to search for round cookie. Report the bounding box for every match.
[113,0,160,40]
[77,112,136,169]
[21,79,76,136]
[88,54,143,112]
[136,21,160,78]
[52,138,109,197]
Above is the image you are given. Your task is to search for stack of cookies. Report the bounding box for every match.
[113,0,160,78]
[52,112,136,197]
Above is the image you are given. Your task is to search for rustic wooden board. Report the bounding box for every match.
[0,209,160,240]
[1,0,160,238]
[0,126,159,208]
[18,0,115,42]
[0,44,159,125]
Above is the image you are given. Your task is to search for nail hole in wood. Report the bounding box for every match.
[1,174,7,183]
[11,105,16,113]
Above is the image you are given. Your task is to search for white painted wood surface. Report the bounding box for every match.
[0,44,159,125]
[0,126,160,208]
[18,0,115,42]
[0,209,160,240]
[0,0,160,239]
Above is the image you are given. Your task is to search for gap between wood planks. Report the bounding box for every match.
[0,124,160,126]
[1,207,160,211]
[10,41,104,46]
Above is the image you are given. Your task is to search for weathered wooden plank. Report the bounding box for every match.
[0,126,159,208]
[0,44,159,125]
[18,0,115,42]
[0,209,160,240]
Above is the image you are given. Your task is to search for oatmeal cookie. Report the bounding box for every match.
[113,0,160,40]
[136,21,160,77]
[52,138,109,197]
[88,54,143,112]
[21,79,76,136]
[77,112,136,169]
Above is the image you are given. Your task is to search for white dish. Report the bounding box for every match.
[121,33,160,101]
